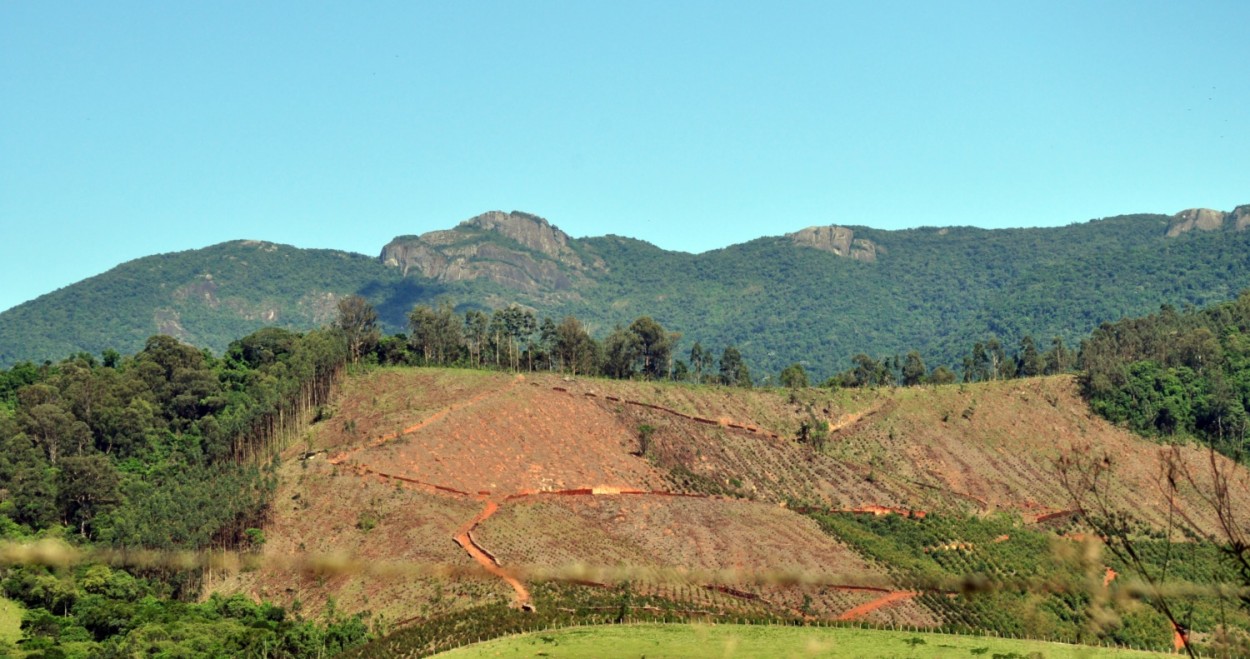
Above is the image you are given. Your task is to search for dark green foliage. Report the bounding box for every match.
[8,210,1250,382]
[0,241,409,367]
[599,326,637,380]
[829,354,893,388]
[0,327,347,545]
[901,351,927,386]
[796,409,829,450]
[553,316,598,375]
[629,316,676,380]
[3,565,370,656]
[0,327,361,656]
[1015,336,1044,378]
[561,214,1250,382]
[1080,291,1250,454]
[929,365,957,385]
[719,346,751,387]
[408,300,464,366]
[779,363,809,388]
[830,334,1078,389]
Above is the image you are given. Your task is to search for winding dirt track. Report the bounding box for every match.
[452,500,532,609]
[336,376,929,615]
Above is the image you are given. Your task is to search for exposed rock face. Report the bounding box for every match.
[1164,206,1250,237]
[786,226,882,262]
[380,211,603,297]
[1232,205,1250,232]
[1166,208,1228,237]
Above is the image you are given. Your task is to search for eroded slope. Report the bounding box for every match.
[215,368,1250,631]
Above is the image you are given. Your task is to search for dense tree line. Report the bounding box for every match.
[369,295,1086,394]
[350,296,759,388]
[1078,291,1250,455]
[2,562,369,657]
[821,335,1075,389]
[1,329,346,549]
[0,326,357,655]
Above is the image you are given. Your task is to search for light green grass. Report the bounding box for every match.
[0,596,23,646]
[435,623,1170,658]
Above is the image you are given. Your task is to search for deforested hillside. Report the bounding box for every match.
[217,366,1250,655]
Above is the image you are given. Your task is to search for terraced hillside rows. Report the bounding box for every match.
[553,374,1250,532]
[213,367,1250,647]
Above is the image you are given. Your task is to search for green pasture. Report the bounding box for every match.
[0,596,22,647]
[435,623,1170,658]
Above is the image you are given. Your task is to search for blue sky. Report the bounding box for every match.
[2,1,1247,313]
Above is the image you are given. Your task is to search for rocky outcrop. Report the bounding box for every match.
[1165,206,1250,237]
[1166,208,1227,237]
[786,226,882,263]
[1232,205,1250,232]
[380,211,603,297]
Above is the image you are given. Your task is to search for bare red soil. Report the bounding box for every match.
[216,368,1250,630]
[836,591,920,621]
[452,500,532,610]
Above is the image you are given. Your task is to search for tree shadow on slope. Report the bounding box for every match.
[359,278,449,331]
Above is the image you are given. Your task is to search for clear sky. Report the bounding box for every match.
[2,1,1247,313]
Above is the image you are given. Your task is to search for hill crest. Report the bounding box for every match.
[1166,204,1250,236]
[5,202,1250,375]
[379,210,603,298]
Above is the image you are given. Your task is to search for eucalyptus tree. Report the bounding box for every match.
[335,295,379,364]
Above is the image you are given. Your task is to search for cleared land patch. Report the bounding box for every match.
[216,367,1250,653]
[473,494,929,622]
[212,457,506,622]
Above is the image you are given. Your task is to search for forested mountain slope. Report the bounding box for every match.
[0,242,408,366]
[3,205,1249,378]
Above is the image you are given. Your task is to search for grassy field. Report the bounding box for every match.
[434,623,1170,658]
[0,596,22,647]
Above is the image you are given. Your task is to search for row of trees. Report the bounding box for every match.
[817,335,1077,389]
[335,296,757,387]
[0,326,363,654]
[1079,294,1250,452]
[2,567,370,656]
[340,295,1089,392]
[0,328,348,547]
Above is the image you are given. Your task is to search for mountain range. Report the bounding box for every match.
[2,204,1249,378]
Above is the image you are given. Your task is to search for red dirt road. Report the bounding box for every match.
[453,500,533,610]
[835,591,919,621]
[326,371,930,618]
